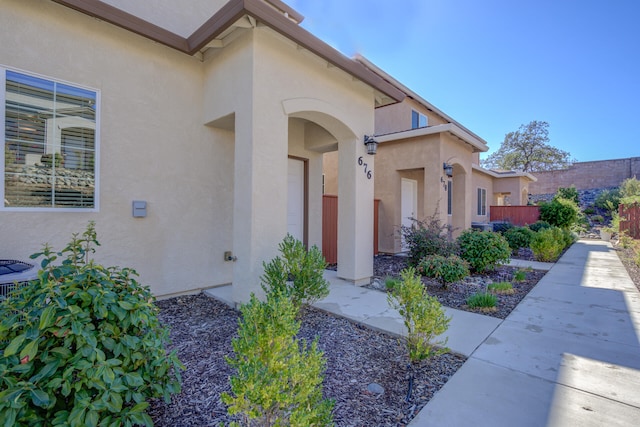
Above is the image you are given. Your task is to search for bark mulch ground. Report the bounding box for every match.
[150,249,547,426]
[149,294,465,426]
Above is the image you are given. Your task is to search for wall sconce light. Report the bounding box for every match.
[364,135,379,155]
[443,162,453,177]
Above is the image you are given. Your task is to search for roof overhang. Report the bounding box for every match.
[51,0,405,106]
[472,165,537,182]
[355,55,489,144]
[375,123,489,153]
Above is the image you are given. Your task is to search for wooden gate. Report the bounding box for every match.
[620,203,640,239]
[322,196,379,265]
[490,206,540,226]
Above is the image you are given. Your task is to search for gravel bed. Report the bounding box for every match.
[614,243,640,292]
[368,254,547,319]
[149,294,466,426]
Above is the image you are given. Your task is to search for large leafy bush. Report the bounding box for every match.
[417,254,469,289]
[528,220,551,233]
[387,268,450,363]
[223,291,333,426]
[261,234,329,310]
[555,186,579,205]
[400,213,457,267]
[539,197,579,229]
[503,226,535,253]
[0,223,183,427]
[530,227,573,262]
[457,230,510,273]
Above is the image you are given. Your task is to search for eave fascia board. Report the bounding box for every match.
[376,123,489,153]
[51,0,189,51]
[51,0,405,103]
[472,165,537,182]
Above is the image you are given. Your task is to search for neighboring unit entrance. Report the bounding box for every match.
[287,157,305,243]
[401,178,417,251]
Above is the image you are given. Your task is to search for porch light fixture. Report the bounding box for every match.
[364,135,379,155]
[443,162,453,177]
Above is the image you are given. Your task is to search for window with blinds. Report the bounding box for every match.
[2,69,99,210]
[477,188,487,216]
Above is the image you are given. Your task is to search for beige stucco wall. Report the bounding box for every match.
[370,129,475,253]
[374,98,447,135]
[471,170,493,223]
[1,0,235,297]
[2,1,377,300]
[202,27,377,300]
[493,176,530,206]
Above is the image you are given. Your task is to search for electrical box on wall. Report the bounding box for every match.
[132,200,147,218]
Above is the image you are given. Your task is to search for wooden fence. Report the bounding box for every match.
[322,195,379,265]
[620,203,640,239]
[489,206,540,227]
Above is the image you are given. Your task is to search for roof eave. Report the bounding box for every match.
[376,123,489,153]
[51,0,405,104]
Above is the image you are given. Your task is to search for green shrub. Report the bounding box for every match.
[417,254,469,289]
[503,226,535,253]
[0,222,183,427]
[530,227,567,262]
[582,206,596,215]
[620,177,640,198]
[595,189,621,212]
[400,212,458,267]
[513,269,527,282]
[539,197,580,229]
[528,220,552,232]
[387,268,450,363]
[457,230,511,273]
[487,281,514,295]
[466,292,497,309]
[492,222,513,234]
[591,214,604,223]
[222,291,333,426]
[40,153,63,168]
[261,234,329,310]
[555,186,579,205]
[385,277,400,292]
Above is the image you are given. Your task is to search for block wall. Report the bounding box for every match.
[529,157,640,194]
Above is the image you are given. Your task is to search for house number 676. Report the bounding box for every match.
[358,156,372,179]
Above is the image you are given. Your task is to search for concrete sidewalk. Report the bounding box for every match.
[314,270,501,357]
[412,240,640,426]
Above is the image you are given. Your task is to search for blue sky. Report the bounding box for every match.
[288,0,639,163]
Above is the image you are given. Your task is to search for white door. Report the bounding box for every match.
[287,158,305,242]
[401,178,417,251]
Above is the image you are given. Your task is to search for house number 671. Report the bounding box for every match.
[358,156,372,179]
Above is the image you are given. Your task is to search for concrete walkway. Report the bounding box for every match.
[411,240,640,426]
[206,240,640,425]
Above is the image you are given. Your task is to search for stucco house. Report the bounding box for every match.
[1,0,408,302]
[323,57,536,254]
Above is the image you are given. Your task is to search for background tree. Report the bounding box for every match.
[481,120,573,172]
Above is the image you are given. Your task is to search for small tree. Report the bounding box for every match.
[222,291,334,426]
[481,121,573,172]
[387,268,450,363]
[261,234,329,310]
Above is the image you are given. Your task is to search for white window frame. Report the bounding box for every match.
[411,110,427,129]
[477,187,487,216]
[1,66,100,212]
